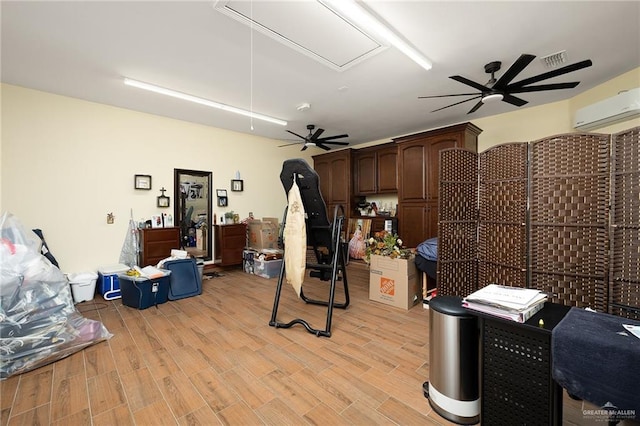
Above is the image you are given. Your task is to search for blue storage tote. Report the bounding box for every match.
[163,258,202,300]
[118,273,171,309]
[98,264,129,300]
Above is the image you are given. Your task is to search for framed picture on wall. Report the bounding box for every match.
[134,174,152,190]
[231,179,243,192]
[217,196,228,207]
[157,195,170,208]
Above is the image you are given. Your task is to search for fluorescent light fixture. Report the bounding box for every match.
[482,93,504,103]
[123,78,287,126]
[319,0,432,71]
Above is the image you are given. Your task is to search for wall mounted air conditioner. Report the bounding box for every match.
[573,87,640,131]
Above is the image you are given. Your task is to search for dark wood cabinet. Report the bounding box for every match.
[353,143,397,195]
[395,123,481,247]
[376,144,398,192]
[353,149,376,195]
[313,149,352,219]
[214,224,246,266]
[138,227,181,267]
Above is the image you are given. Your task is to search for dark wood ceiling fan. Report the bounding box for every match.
[279,124,349,151]
[419,54,593,114]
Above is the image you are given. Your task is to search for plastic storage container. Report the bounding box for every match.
[98,264,129,300]
[118,273,171,309]
[254,258,282,279]
[68,272,98,303]
[424,295,479,424]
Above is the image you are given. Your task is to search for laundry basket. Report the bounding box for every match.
[68,272,98,303]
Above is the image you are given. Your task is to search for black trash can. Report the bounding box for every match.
[423,295,479,424]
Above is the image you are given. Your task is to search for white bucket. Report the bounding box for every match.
[68,272,98,303]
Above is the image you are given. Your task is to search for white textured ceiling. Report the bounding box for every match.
[2,1,639,147]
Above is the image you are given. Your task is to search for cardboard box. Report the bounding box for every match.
[369,255,421,310]
[248,218,279,250]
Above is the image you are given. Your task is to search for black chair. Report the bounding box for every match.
[269,159,350,337]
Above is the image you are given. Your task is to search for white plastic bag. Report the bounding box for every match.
[0,212,112,380]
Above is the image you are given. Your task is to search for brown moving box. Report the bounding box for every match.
[369,254,421,310]
[247,218,279,250]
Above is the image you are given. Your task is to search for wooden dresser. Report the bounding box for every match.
[214,224,246,266]
[138,227,180,267]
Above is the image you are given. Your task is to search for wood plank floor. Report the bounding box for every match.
[0,262,632,425]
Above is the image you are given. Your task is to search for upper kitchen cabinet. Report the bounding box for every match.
[313,149,352,219]
[353,142,397,196]
[395,123,481,247]
[396,123,481,203]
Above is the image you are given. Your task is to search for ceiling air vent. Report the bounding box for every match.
[540,50,567,68]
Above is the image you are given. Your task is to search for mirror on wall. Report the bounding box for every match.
[174,168,213,261]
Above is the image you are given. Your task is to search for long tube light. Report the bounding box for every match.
[123,78,287,126]
[319,0,432,71]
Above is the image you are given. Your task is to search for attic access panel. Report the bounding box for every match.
[214,0,386,71]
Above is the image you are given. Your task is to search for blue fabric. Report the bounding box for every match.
[552,308,640,418]
[417,237,438,261]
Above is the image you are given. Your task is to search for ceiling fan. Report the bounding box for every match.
[420,54,593,114]
[279,124,349,151]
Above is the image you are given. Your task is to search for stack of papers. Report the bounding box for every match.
[463,284,548,323]
[137,265,169,279]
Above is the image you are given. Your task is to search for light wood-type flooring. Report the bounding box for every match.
[0,262,632,425]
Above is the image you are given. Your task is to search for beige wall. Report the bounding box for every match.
[1,67,638,272]
[1,84,312,272]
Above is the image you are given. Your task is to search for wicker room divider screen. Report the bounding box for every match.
[437,127,639,319]
[479,143,529,289]
[610,127,640,318]
[437,149,478,297]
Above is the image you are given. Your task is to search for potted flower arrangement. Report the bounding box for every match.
[364,230,413,263]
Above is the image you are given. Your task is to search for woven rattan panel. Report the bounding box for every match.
[481,319,555,425]
[478,143,528,288]
[610,127,640,319]
[530,134,610,311]
[438,149,478,297]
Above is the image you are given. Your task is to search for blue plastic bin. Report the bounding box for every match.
[118,273,171,309]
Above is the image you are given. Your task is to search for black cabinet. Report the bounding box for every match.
[477,303,570,425]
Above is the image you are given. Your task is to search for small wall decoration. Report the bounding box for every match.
[157,187,170,208]
[134,174,152,190]
[231,179,244,192]
[217,189,228,207]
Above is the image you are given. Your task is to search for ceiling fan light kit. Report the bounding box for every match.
[481,93,504,103]
[420,53,593,114]
[123,78,288,126]
[280,124,349,151]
